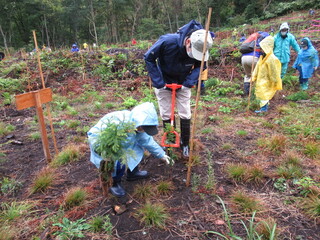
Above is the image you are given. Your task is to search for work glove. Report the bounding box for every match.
[181,86,190,90]
[161,86,172,91]
[161,154,174,165]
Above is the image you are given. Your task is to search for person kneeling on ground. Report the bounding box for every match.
[251,36,282,113]
[87,102,173,197]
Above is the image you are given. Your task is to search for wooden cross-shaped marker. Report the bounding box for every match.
[15,88,53,161]
[14,30,58,162]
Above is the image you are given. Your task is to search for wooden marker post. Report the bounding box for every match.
[15,30,58,162]
[15,88,53,162]
[186,8,212,186]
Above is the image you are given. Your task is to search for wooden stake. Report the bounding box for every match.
[186,8,212,187]
[35,91,52,161]
[32,30,58,154]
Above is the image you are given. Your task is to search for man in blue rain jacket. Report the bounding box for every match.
[144,20,213,158]
[87,102,172,197]
[273,22,300,78]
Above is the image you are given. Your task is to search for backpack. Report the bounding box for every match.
[239,40,256,54]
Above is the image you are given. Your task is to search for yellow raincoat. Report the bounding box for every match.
[252,36,282,107]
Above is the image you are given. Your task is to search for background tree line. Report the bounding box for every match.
[0,0,318,50]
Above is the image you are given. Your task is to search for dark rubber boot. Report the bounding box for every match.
[126,166,149,181]
[200,87,206,96]
[109,178,126,197]
[163,118,176,130]
[180,118,191,157]
[163,119,171,130]
[244,82,250,96]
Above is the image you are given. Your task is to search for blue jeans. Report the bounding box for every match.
[112,161,126,181]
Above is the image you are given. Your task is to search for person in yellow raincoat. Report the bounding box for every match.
[251,36,282,113]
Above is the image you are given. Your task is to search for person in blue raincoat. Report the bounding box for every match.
[87,102,172,197]
[144,20,213,158]
[273,22,300,78]
[293,37,319,90]
[71,44,79,52]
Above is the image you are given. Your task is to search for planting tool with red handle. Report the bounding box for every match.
[161,83,182,148]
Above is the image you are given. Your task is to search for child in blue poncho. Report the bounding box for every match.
[293,37,319,90]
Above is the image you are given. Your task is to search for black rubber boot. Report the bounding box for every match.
[109,178,126,197]
[126,165,149,181]
[163,119,171,130]
[163,118,176,130]
[244,82,250,96]
[200,86,206,95]
[180,118,191,157]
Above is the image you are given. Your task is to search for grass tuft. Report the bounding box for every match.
[231,191,262,213]
[135,202,169,228]
[63,187,88,209]
[300,194,320,219]
[30,167,56,194]
[246,166,265,184]
[156,181,174,196]
[226,163,246,182]
[283,151,302,166]
[256,217,279,239]
[268,135,287,155]
[236,129,248,137]
[88,215,113,234]
[304,142,320,159]
[0,201,33,221]
[133,183,154,200]
[276,164,304,179]
[0,122,15,137]
[51,144,81,167]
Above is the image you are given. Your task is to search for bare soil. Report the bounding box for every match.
[1,42,320,239]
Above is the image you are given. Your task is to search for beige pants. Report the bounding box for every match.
[154,87,191,120]
[241,55,259,83]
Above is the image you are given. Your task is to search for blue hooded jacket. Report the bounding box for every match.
[144,20,206,88]
[293,37,319,79]
[273,30,300,64]
[87,102,165,170]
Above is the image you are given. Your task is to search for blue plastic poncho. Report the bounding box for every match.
[293,37,319,79]
[87,102,165,170]
[273,28,300,64]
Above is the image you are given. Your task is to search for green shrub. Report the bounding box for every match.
[286,91,309,101]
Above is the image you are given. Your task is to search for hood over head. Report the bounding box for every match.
[300,37,312,48]
[280,22,289,31]
[129,102,159,134]
[177,20,204,47]
[259,36,274,54]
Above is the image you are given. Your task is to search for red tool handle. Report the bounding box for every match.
[165,84,182,127]
[160,83,182,148]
